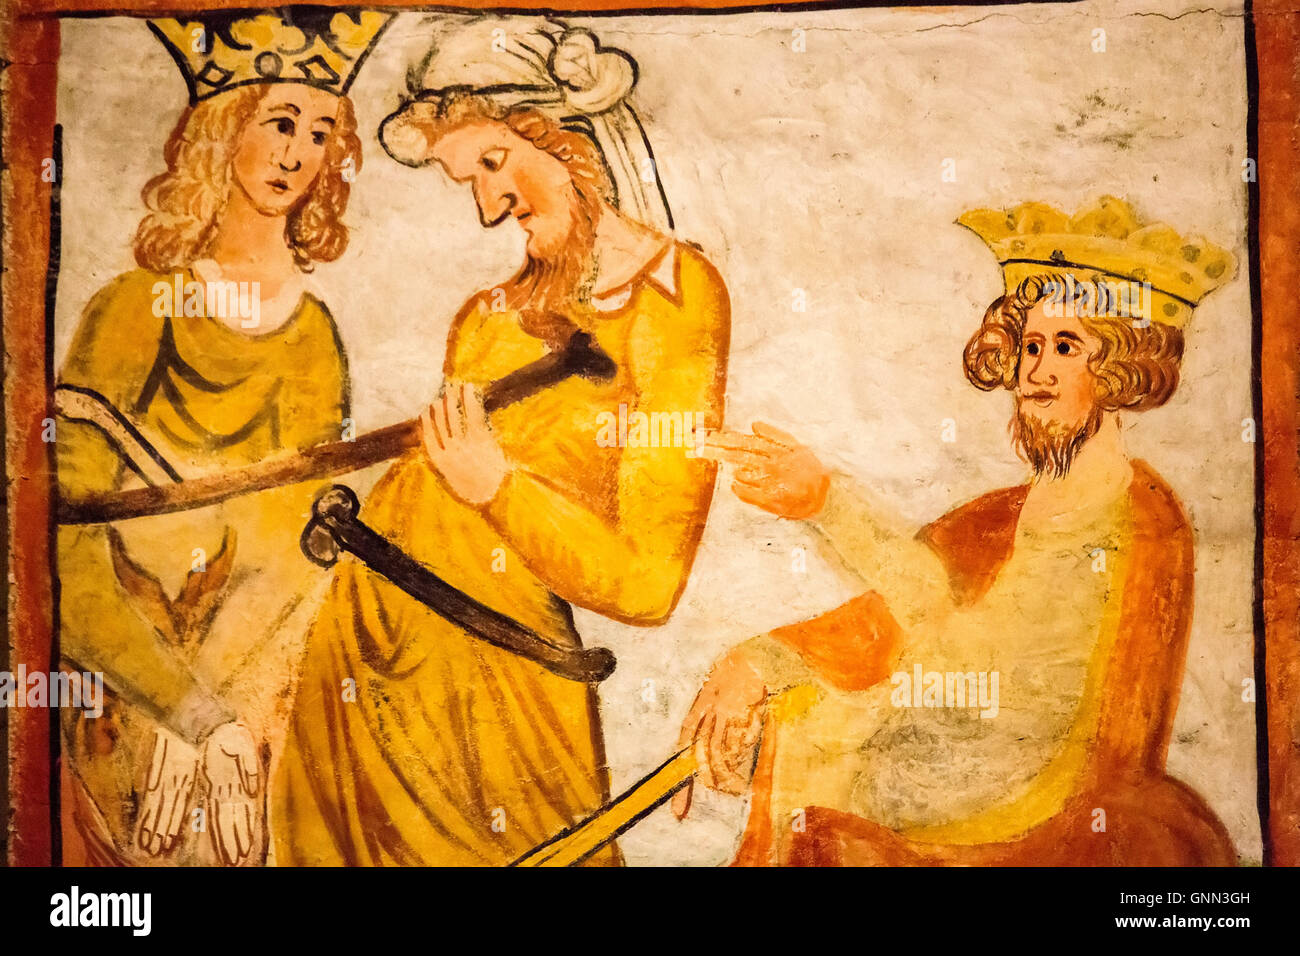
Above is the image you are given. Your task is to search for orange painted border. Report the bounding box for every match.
[0,9,59,867]
[1,0,1297,867]
[11,0,1076,14]
[1256,0,1300,868]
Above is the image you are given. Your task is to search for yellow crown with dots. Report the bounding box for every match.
[958,195,1237,328]
[149,8,392,104]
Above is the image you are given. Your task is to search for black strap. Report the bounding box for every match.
[300,485,616,684]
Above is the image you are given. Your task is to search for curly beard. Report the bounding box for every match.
[500,178,602,345]
[1010,398,1104,479]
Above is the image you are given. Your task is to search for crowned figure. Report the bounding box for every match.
[678,195,1240,867]
[57,6,391,867]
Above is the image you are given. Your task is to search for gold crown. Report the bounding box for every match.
[149,8,392,103]
[958,195,1237,328]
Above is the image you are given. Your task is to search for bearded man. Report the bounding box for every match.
[271,17,730,866]
[678,197,1237,866]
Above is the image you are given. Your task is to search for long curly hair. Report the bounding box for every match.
[963,272,1185,412]
[133,85,361,273]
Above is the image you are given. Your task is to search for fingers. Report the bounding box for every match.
[711,715,757,795]
[238,749,259,797]
[425,383,489,462]
[676,691,709,751]
[675,689,719,817]
[136,735,166,854]
[137,734,197,856]
[439,389,454,443]
[671,777,694,820]
[692,712,718,793]
[751,421,800,447]
[137,786,166,855]
[717,708,764,793]
[694,443,770,469]
[452,383,469,439]
[707,714,735,794]
[217,726,261,796]
[157,769,194,850]
[144,732,166,790]
[420,405,444,457]
[695,430,777,465]
[210,797,233,865]
[698,429,780,456]
[209,790,256,866]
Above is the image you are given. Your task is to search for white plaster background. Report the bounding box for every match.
[55,0,1259,865]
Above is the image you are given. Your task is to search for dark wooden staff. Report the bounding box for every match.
[58,331,616,525]
[301,484,616,683]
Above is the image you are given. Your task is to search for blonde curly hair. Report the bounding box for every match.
[133,85,361,272]
[964,272,1185,412]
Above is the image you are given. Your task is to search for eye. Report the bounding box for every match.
[480,148,508,172]
[1056,340,1075,356]
[1026,342,1040,356]
[311,130,328,146]
[266,117,295,136]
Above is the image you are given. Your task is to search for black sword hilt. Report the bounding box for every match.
[300,485,616,684]
[300,484,361,569]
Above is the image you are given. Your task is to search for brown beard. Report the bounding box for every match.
[1010,398,1104,479]
[503,177,601,347]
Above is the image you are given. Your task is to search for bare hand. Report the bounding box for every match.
[202,721,259,866]
[136,728,199,856]
[697,422,830,519]
[421,382,511,506]
[672,647,768,820]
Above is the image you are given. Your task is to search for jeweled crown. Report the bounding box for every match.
[959,195,1236,328]
[149,7,392,103]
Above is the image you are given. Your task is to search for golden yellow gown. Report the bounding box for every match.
[57,267,348,864]
[272,243,730,865]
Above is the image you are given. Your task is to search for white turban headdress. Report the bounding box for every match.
[379,15,674,233]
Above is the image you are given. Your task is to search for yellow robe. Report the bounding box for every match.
[57,268,348,863]
[272,243,730,866]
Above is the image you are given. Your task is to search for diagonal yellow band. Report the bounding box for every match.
[512,750,697,867]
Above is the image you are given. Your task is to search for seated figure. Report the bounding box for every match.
[677,197,1239,866]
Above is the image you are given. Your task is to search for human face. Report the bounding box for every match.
[1017,299,1102,431]
[231,85,340,216]
[430,120,579,258]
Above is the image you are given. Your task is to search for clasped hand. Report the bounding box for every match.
[136,721,260,865]
[420,381,511,506]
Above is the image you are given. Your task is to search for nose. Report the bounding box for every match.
[475,188,517,229]
[1025,348,1056,387]
[276,135,303,173]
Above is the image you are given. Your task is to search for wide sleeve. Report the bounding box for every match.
[483,253,731,625]
[809,474,955,631]
[739,592,905,694]
[55,273,231,742]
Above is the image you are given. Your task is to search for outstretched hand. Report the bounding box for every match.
[696,422,831,519]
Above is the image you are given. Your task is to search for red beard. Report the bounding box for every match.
[1010,398,1104,479]
[500,178,601,346]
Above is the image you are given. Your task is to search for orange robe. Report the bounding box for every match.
[736,459,1235,866]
